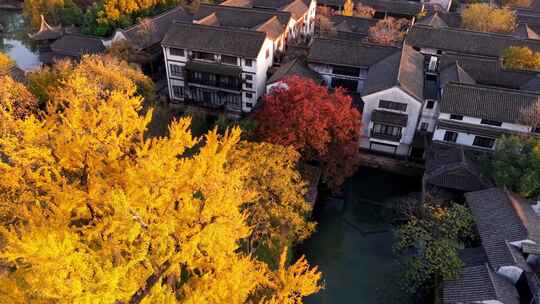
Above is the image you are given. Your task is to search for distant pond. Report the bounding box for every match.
[298,167,420,304]
[0,9,41,70]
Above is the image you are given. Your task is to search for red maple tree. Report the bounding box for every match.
[254,76,362,191]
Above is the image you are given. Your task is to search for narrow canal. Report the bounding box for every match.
[0,9,41,70]
[299,167,420,304]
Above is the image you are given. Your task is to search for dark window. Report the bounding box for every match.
[443,131,458,142]
[245,74,253,81]
[373,123,401,138]
[426,100,435,109]
[245,59,253,67]
[170,48,184,56]
[221,55,238,65]
[172,86,184,98]
[379,100,407,112]
[480,119,502,127]
[332,65,360,77]
[266,49,270,59]
[246,93,253,98]
[534,125,540,133]
[420,122,428,131]
[450,114,463,120]
[246,102,253,108]
[170,64,182,77]
[331,77,358,92]
[245,83,252,89]
[193,51,214,61]
[473,136,495,148]
[193,72,203,81]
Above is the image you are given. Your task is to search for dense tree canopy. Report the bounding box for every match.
[24,0,84,28]
[229,142,316,262]
[490,135,540,199]
[461,4,516,33]
[27,55,155,105]
[0,57,321,303]
[24,0,204,36]
[0,76,39,120]
[254,76,362,192]
[502,46,540,71]
[395,197,475,293]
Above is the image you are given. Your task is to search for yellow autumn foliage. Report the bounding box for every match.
[462,4,517,33]
[0,52,14,73]
[0,57,321,303]
[230,142,316,255]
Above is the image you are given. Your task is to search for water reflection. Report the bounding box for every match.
[298,167,420,304]
[0,9,41,70]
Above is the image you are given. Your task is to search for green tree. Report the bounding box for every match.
[395,197,475,293]
[491,135,540,198]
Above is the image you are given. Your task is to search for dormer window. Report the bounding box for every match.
[170,48,185,56]
[221,55,238,65]
[480,119,502,127]
[193,51,215,61]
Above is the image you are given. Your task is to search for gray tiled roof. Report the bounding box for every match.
[362,44,424,100]
[307,37,399,68]
[121,6,192,51]
[28,15,63,41]
[438,120,524,138]
[465,188,539,269]
[406,24,540,58]
[330,15,377,35]
[438,55,540,91]
[424,143,492,192]
[513,23,540,40]
[459,247,488,267]
[371,109,408,126]
[0,66,26,82]
[267,58,322,84]
[439,62,476,86]
[195,4,291,30]
[162,22,266,58]
[440,82,540,123]
[416,12,461,28]
[50,34,105,58]
[443,263,519,304]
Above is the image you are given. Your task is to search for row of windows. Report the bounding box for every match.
[449,114,503,127]
[172,85,253,100]
[379,100,407,112]
[169,48,253,66]
[372,123,402,138]
[443,130,495,148]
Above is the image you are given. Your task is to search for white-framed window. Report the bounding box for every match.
[170,48,185,56]
[170,64,182,77]
[172,85,184,98]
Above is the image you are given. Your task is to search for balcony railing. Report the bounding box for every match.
[370,131,401,142]
[187,76,242,91]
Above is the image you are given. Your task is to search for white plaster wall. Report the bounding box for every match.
[361,87,422,156]
[249,38,274,111]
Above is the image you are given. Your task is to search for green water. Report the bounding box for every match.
[0,9,41,70]
[299,167,420,304]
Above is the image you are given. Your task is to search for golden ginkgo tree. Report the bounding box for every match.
[0,57,321,303]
